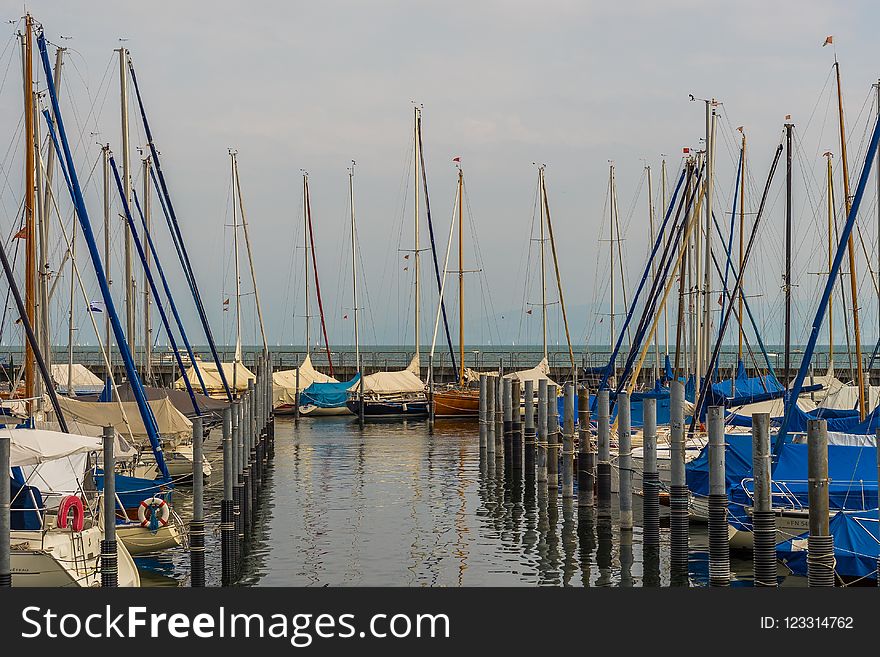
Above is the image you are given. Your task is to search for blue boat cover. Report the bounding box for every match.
[776,511,879,581]
[728,442,878,535]
[300,374,360,409]
[95,470,172,509]
[686,433,754,498]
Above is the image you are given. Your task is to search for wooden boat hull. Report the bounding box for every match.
[346,398,430,419]
[433,388,480,417]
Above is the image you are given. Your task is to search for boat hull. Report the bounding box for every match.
[433,388,480,417]
[299,404,353,416]
[346,398,430,419]
[117,522,184,555]
[11,524,140,587]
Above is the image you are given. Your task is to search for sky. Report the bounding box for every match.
[2,1,880,354]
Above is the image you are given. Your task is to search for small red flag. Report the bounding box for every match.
[823,35,833,47]
[343,314,348,320]
[403,254,410,260]
[682,147,690,154]
[452,156,461,163]
[13,226,27,239]
[526,309,532,315]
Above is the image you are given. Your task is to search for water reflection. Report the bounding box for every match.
[134,416,804,587]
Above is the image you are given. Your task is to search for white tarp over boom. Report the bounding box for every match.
[273,355,338,408]
[359,355,425,394]
[463,359,557,386]
[175,358,255,395]
[7,428,102,467]
[56,396,193,447]
[50,363,104,393]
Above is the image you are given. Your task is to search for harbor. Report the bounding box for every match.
[3,3,880,599]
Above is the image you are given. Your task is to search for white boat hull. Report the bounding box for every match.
[10,523,140,587]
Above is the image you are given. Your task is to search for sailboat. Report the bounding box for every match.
[272,171,340,414]
[298,163,363,416]
[434,165,480,417]
[346,107,431,419]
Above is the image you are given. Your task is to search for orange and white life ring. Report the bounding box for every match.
[57,495,85,532]
[137,496,170,528]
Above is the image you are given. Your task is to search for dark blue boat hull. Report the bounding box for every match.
[346,399,429,419]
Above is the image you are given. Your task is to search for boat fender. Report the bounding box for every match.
[57,495,85,532]
[138,496,170,530]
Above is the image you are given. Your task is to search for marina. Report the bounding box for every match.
[2,5,880,599]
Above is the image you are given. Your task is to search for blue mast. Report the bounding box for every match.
[110,156,202,416]
[37,31,170,480]
[592,167,686,405]
[776,113,880,452]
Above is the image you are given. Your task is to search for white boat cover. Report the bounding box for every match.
[273,354,338,407]
[175,358,255,395]
[464,358,557,386]
[358,355,425,394]
[35,419,137,461]
[56,396,192,447]
[6,428,102,467]
[50,363,104,393]
[729,396,817,417]
[817,383,880,410]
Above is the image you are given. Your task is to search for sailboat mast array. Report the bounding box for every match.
[303,171,311,356]
[539,166,548,362]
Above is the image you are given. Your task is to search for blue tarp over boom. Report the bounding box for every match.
[301,374,361,409]
[776,511,879,581]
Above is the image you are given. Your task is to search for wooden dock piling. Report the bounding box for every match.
[642,397,659,547]
[597,389,611,515]
[562,382,574,499]
[190,416,205,587]
[751,412,777,587]
[807,419,834,587]
[669,380,689,576]
[618,391,633,530]
[577,386,594,508]
[707,405,730,586]
[101,425,117,587]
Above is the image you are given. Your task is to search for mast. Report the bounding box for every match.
[661,158,669,356]
[413,106,421,365]
[457,165,465,386]
[876,81,880,364]
[702,100,716,381]
[784,120,793,386]
[143,155,152,382]
[34,76,48,393]
[834,59,866,419]
[102,145,112,379]
[349,162,360,370]
[541,170,575,375]
[303,172,311,357]
[738,130,746,362]
[825,151,835,374]
[67,215,76,396]
[539,166,548,362]
[22,15,36,412]
[230,151,242,388]
[117,46,136,363]
[233,155,268,356]
[646,164,660,382]
[608,163,615,374]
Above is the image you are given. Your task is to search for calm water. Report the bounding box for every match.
[137,416,806,587]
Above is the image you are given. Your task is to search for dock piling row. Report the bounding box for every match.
[576,386,593,508]
[751,412,777,587]
[807,419,834,587]
[707,406,730,586]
